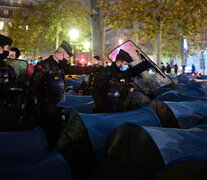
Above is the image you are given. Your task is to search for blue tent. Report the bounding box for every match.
[0,152,73,180]
[57,95,94,120]
[93,125,207,180]
[0,127,48,154]
[142,126,207,180]
[148,100,207,129]
[56,107,161,180]
[78,107,161,161]
[0,127,49,168]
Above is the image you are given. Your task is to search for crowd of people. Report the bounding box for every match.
[0,34,153,148]
[160,62,178,75]
[0,34,181,150]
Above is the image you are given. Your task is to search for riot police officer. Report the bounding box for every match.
[26,40,73,148]
[0,35,14,130]
[90,49,148,113]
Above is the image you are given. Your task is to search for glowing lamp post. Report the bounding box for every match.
[69,29,79,65]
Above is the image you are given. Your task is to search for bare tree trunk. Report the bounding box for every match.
[180,37,184,66]
[202,51,205,75]
[90,0,105,61]
[56,31,59,49]
[133,21,139,45]
[157,22,161,67]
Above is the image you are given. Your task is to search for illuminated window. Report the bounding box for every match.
[0,21,4,30]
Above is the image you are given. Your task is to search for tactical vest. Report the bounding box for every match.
[44,67,65,103]
[0,65,9,85]
[0,62,10,99]
[105,72,129,109]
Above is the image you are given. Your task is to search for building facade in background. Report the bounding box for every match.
[0,0,39,35]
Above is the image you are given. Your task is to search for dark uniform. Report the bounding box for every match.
[0,60,12,130]
[0,35,16,131]
[27,55,65,148]
[90,59,150,113]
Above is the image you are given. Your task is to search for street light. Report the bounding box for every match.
[69,29,79,65]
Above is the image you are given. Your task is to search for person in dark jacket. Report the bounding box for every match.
[90,49,150,113]
[166,63,171,74]
[192,64,195,74]
[160,62,165,73]
[25,40,73,149]
[123,83,150,111]
[0,35,16,130]
[173,63,178,75]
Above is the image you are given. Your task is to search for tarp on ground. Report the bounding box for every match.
[0,152,73,180]
[78,107,161,161]
[148,100,207,129]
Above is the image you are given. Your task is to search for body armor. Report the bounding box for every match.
[45,69,65,103]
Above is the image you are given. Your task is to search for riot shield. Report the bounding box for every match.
[108,40,175,97]
[4,58,28,85]
[1,59,28,131]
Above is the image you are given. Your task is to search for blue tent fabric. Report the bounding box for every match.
[142,126,207,166]
[0,152,73,180]
[0,127,49,168]
[176,87,206,97]
[155,158,207,180]
[58,95,93,107]
[79,107,161,161]
[162,100,207,128]
[63,102,94,120]
[157,90,207,101]
[65,78,82,91]
[0,127,48,154]
[57,95,94,119]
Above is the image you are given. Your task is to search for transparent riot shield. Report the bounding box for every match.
[4,58,28,85]
[108,40,175,97]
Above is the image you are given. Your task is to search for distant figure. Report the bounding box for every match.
[92,55,102,67]
[166,63,171,74]
[192,64,195,74]
[173,64,178,75]
[160,62,165,73]
[182,65,186,74]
